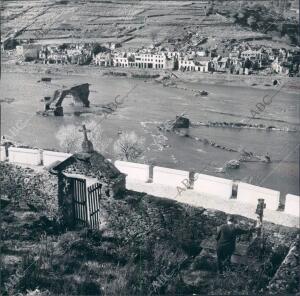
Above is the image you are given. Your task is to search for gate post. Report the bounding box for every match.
[57,174,75,229]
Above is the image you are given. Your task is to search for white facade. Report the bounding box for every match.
[112,52,174,69]
[179,58,196,71]
[241,50,262,60]
[179,57,209,72]
[93,52,112,66]
[284,194,300,217]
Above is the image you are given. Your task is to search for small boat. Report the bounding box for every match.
[200,90,208,96]
[41,77,52,82]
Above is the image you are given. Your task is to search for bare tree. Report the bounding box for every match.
[113,131,145,161]
[55,120,111,154]
[56,124,81,153]
[85,120,112,154]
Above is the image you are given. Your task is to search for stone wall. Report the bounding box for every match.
[43,150,72,167]
[237,182,280,211]
[8,147,41,166]
[193,174,233,199]
[1,148,298,225]
[284,194,300,216]
[115,160,150,182]
[153,166,189,187]
[0,146,7,161]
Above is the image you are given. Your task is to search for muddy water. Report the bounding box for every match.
[0,71,299,196]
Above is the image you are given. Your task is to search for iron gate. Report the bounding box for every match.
[72,178,88,227]
[71,178,102,229]
[87,183,102,229]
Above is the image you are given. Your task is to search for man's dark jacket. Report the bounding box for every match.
[216,224,248,253]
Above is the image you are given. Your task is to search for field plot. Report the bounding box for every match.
[2,0,264,47]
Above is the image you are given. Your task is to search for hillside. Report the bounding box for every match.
[2,0,279,49]
[1,162,299,295]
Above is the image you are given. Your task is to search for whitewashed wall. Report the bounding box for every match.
[284,194,300,217]
[43,150,71,166]
[0,146,7,161]
[8,147,41,166]
[237,182,280,211]
[115,160,150,182]
[153,166,189,187]
[193,174,233,199]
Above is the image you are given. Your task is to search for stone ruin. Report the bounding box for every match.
[158,115,190,136]
[44,83,90,116]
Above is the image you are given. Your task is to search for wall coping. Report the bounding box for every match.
[238,182,280,196]
[0,150,297,205]
[153,166,189,176]
[195,173,233,185]
[8,147,40,154]
[115,160,149,169]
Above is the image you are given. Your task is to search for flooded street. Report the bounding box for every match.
[1,71,299,196]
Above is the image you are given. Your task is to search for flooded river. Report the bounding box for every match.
[1,71,299,196]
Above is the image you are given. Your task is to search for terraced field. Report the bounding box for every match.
[2,0,264,48]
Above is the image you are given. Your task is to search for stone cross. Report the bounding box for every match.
[79,124,94,153]
[79,124,90,140]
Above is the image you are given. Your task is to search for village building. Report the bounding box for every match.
[113,52,129,67]
[241,49,261,59]
[130,52,174,69]
[93,52,113,67]
[110,51,175,69]
[16,44,42,61]
[271,58,290,74]
[179,56,196,71]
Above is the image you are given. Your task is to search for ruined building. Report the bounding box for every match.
[44,83,90,116]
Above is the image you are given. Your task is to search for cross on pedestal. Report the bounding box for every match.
[79,124,94,153]
[79,124,91,140]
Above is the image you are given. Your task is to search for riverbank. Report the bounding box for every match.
[1,161,299,295]
[2,63,300,94]
[1,68,299,196]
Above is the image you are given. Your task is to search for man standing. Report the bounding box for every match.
[216,215,256,274]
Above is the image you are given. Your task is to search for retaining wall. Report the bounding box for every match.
[8,147,41,166]
[115,160,150,182]
[153,166,189,187]
[43,150,72,167]
[193,174,233,199]
[1,149,299,225]
[284,194,300,217]
[0,146,6,161]
[237,182,280,211]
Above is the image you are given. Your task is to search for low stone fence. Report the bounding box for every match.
[8,147,42,166]
[194,174,233,199]
[284,194,300,216]
[1,146,71,167]
[0,146,7,161]
[115,160,150,182]
[43,150,72,167]
[0,147,298,223]
[236,183,280,211]
[153,166,189,187]
[112,160,299,222]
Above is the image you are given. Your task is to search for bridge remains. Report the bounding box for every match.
[44,83,90,116]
